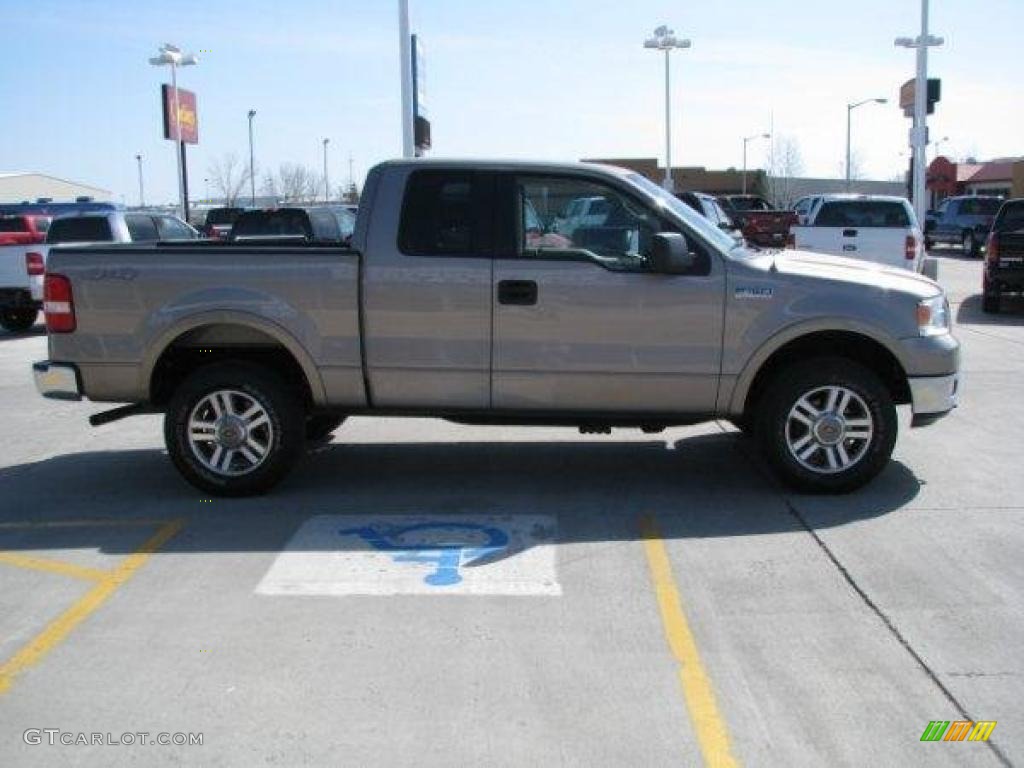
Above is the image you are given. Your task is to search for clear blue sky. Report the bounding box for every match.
[2,0,1020,204]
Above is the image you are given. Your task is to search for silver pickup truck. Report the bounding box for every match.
[33,159,959,496]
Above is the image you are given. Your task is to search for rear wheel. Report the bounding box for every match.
[164,361,304,496]
[755,358,897,493]
[0,307,38,332]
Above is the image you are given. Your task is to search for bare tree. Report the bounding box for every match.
[764,135,804,208]
[207,153,251,207]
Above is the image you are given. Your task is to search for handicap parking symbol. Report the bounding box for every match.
[339,521,510,587]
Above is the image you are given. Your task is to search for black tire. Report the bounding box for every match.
[755,357,897,494]
[962,230,979,258]
[982,290,1001,314]
[0,307,38,333]
[306,414,346,441]
[164,361,305,496]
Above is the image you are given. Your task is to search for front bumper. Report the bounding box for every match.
[33,361,82,401]
[909,373,959,427]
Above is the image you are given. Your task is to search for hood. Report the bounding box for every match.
[769,249,941,299]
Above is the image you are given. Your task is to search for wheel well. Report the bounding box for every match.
[150,324,313,408]
[743,331,911,418]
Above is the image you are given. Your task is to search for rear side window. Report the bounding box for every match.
[960,198,1002,216]
[125,214,159,241]
[46,216,113,243]
[995,202,1024,233]
[814,201,911,228]
[398,171,484,256]
[231,210,312,239]
[0,217,28,232]
[307,209,341,241]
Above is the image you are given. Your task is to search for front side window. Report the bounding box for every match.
[157,217,196,240]
[517,175,665,271]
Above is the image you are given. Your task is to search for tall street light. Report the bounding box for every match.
[248,110,257,207]
[742,133,770,194]
[149,43,197,219]
[932,135,949,159]
[322,138,330,202]
[896,0,944,224]
[398,0,414,158]
[846,98,888,190]
[135,154,145,208]
[644,25,691,192]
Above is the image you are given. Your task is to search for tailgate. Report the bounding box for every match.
[792,226,909,268]
[0,244,32,290]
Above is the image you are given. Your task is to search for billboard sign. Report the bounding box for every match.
[161,84,199,144]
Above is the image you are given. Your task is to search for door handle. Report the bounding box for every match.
[842,229,858,237]
[498,280,538,306]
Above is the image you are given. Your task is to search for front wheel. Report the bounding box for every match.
[0,307,38,332]
[963,231,979,258]
[164,362,305,496]
[755,358,897,493]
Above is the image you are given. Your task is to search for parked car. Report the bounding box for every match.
[201,207,247,240]
[33,159,958,497]
[228,206,356,243]
[27,211,197,304]
[982,198,1024,313]
[717,195,798,247]
[788,195,927,273]
[551,196,614,238]
[0,215,53,331]
[678,192,743,244]
[924,195,1003,257]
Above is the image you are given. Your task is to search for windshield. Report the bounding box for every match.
[625,173,739,253]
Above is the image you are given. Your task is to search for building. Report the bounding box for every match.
[584,158,904,206]
[0,172,111,204]
[926,156,1024,207]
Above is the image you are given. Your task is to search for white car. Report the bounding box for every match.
[551,196,613,238]
[788,194,928,273]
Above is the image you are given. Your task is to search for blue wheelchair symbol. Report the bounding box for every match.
[339,521,510,587]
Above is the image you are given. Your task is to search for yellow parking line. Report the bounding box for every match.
[0,552,108,582]
[640,515,739,768]
[0,518,185,694]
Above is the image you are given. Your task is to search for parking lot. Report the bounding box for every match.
[0,250,1020,766]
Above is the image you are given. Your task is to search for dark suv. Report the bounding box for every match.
[924,195,1002,257]
[982,198,1024,313]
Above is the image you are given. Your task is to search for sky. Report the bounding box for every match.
[1,0,1021,205]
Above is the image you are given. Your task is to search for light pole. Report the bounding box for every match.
[742,133,770,194]
[248,110,257,207]
[398,0,414,157]
[846,98,888,190]
[149,43,198,218]
[135,154,145,208]
[644,26,691,192]
[896,0,944,224]
[322,138,330,202]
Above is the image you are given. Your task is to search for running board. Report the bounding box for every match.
[88,403,155,427]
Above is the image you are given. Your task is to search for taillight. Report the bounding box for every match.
[43,274,75,333]
[786,232,796,249]
[26,251,44,276]
[986,233,998,265]
[905,235,917,261]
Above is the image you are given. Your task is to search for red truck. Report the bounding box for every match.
[716,195,797,247]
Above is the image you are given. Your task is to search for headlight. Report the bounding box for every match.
[917,295,950,336]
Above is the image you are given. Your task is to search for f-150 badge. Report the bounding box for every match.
[735,286,773,299]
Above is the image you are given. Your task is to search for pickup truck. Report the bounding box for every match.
[788,195,927,274]
[717,195,798,247]
[982,198,1024,313]
[925,195,1002,257]
[33,159,960,496]
[0,215,50,331]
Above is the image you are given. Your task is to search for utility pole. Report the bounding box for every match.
[248,110,257,207]
[398,0,414,157]
[322,138,330,202]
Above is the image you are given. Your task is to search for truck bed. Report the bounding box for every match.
[45,242,366,406]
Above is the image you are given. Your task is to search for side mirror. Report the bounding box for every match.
[649,232,695,274]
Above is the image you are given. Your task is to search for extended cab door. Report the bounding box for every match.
[361,168,495,408]
[491,173,725,413]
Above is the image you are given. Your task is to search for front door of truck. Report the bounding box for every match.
[491,173,725,414]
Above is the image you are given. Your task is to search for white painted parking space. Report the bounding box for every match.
[256,514,561,596]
